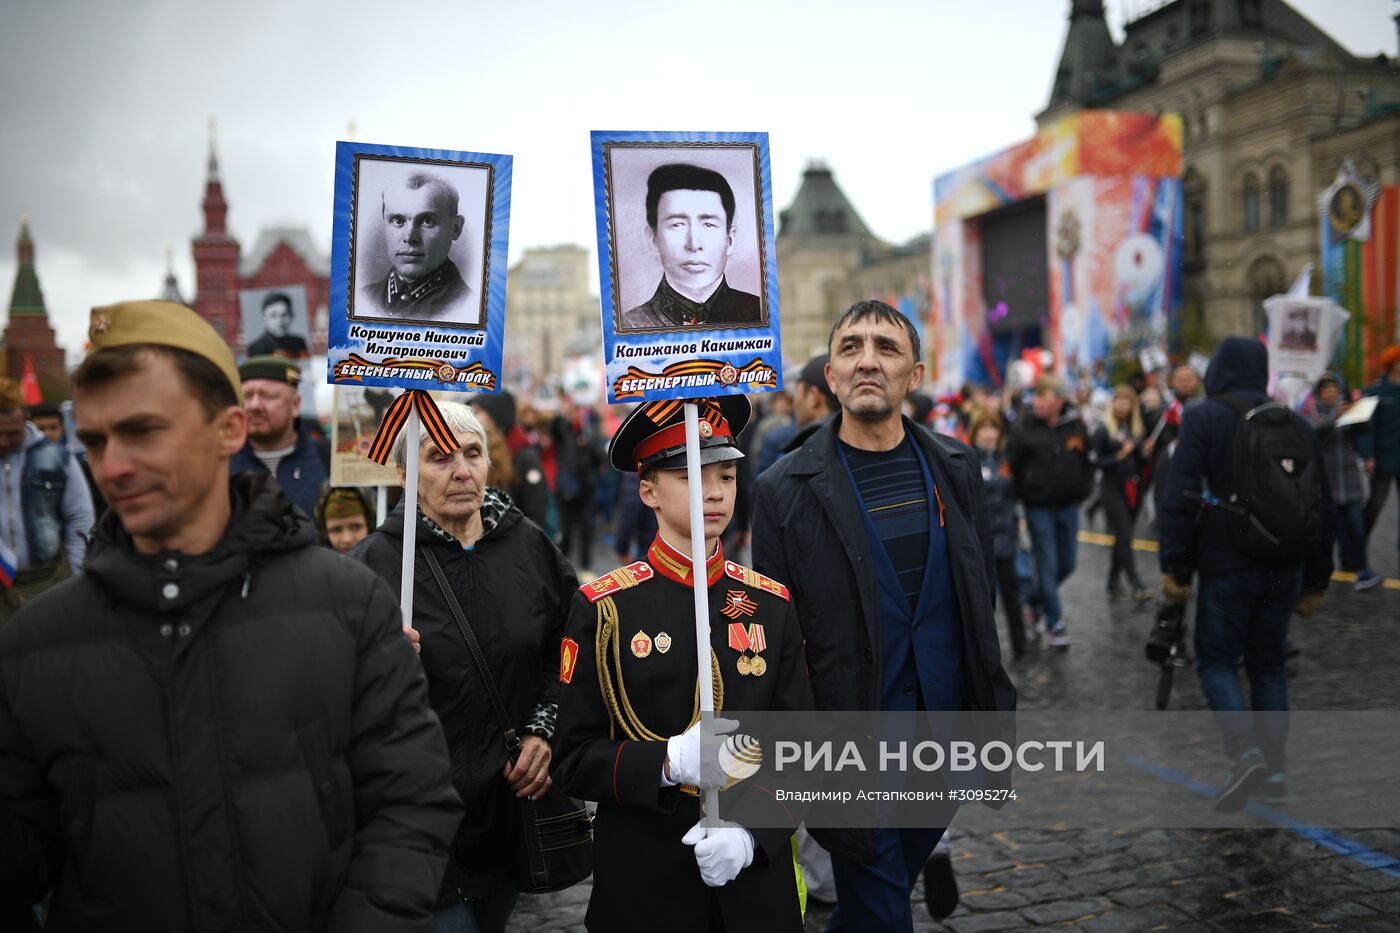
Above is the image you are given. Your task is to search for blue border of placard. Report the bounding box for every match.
[590,130,783,404]
[326,140,511,394]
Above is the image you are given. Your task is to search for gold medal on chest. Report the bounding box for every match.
[631,631,653,659]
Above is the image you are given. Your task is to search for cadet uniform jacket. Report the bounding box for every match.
[553,535,812,933]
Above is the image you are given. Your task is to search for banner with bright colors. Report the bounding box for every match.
[931,111,1182,392]
[1319,160,1398,388]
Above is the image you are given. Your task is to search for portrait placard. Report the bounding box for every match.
[1264,295,1349,379]
[329,385,402,487]
[327,141,511,394]
[239,284,311,361]
[591,130,783,404]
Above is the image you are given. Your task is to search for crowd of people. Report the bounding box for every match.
[0,294,1396,932]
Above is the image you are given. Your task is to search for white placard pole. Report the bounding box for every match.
[399,407,421,637]
[376,486,389,529]
[683,402,720,829]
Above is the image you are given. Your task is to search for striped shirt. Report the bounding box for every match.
[841,437,929,608]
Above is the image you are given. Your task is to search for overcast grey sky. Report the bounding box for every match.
[1,0,1394,362]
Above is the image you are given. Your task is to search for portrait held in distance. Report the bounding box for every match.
[1280,304,1319,353]
[327,141,511,396]
[350,154,493,329]
[603,141,770,334]
[590,131,784,406]
[239,285,311,360]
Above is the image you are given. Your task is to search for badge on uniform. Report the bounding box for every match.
[655,632,672,654]
[728,622,767,676]
[720,590,758,619]
[559,637,580,685]
[631,630,653,659]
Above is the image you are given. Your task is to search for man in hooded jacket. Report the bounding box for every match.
[1158,336,1332,813]
[0,300,461,932]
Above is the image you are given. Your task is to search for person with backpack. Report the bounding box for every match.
[1158,337,1333,813]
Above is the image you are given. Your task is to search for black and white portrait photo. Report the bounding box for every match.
[1280,303,1319,353]
[350,155,492,329]
[239,285,311,360]
[605,144,768,334]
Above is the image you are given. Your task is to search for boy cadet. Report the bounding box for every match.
[553,395,812,933]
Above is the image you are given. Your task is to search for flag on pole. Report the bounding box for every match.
[19,353,42,406]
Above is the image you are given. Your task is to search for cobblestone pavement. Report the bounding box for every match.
[510,495,1400,931]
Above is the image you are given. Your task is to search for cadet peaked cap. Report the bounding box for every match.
[1381,343,1400,371]
[239,356,303,386]
[608,395,752,473]
[88,301,244,405]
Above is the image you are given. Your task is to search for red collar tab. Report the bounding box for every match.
[648,534,725,588]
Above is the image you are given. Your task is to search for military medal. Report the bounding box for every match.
[749,655,767,677]
[736,654,752,676]
[655,632,672,654]
[631,631,653,659]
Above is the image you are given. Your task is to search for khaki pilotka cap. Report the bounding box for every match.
[87,301,244,405]
[0,377,23,409]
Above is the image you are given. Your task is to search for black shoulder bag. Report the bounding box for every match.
[421,547,593,894]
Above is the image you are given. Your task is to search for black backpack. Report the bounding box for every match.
[1218,397,1321,566]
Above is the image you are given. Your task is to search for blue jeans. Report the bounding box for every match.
[1023,506,1079,626]
[1333,500,1369,573]
[825,827,947,932]
[1194,569,1302,771]
[432,888,518,933]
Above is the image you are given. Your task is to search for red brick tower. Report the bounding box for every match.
[4,217,67,399]
[192,122,241,346]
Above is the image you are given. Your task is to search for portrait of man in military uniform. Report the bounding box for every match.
[350,156,492,328]
[553,395,811,933]
[605,146,770,334]
[239,285,311,361]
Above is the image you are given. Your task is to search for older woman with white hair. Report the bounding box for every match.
[351,400,578,933]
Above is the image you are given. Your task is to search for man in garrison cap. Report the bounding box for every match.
[553,394,812,933]
[0,300,460,931]
[229,355,330,519]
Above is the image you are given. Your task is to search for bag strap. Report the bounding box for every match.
[421,546,522,759]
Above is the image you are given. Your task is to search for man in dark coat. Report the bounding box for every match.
[554,395,812,932]
[752,300,1015,930]
[1158,336,1332,813]
[620,163,762,331]
[0,300,460,932]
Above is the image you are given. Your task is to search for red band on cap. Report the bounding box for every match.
[633,419,732,469]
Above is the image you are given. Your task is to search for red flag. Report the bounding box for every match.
[19,354,42,406]
[1164,397,1183,427]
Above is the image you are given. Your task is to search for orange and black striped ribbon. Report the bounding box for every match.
[365,390,461,466]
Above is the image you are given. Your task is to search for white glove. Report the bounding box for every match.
[665,717,738,789]
[681,819,754,887]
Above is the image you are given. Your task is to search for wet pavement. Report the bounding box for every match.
[509,495,1400,931]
